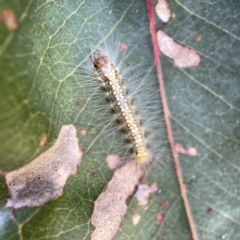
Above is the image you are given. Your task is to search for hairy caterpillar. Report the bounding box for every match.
[73,39,166,171]
[92,52,149,163]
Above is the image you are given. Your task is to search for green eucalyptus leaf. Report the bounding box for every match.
[0,0,239,240]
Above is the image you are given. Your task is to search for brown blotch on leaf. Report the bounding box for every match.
[91,161,144,240]
[5,124,83,209]
[156,213,165,226]
[157,30,201,68]
[207,208,213,214]
[160,200,168,209]
[38,134,48,148]
[0,9,19,32]
[134,183,158,209]
[155,0,171,23]
[105,154,122,170]
[175,143,198,157]
[132,211,141,226]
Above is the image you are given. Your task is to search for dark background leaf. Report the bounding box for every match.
[162,0,240,239]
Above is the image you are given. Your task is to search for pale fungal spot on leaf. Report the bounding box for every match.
[0,9,19,32]
[187,147,198,157]
[38,134,48,148]
[132,211,141,226]
[90,127,98,135]
[105,154,122,170]
[91,161,144,240]
[157,30,201,68]
[5,124,83,209]
[194,34,201,41]
[155,0,171,23]
[221,233,228,239]
[175,143,198,157]
[157,188,162,195]
[118,42,129,51]
[134,183,158,209]
[80,129,87,136]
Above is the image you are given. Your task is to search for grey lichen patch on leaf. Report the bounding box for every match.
[155,0,171,23]
[5,125,83,209]
[134,183,158,209]
[157,30,200,68]
[91,161,144,240]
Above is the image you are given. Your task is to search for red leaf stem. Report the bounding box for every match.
[147,1,198,239]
